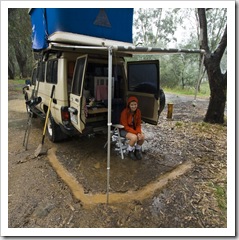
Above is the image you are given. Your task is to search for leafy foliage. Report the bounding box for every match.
[133,8,180,47]
[133,8,227,94]
[8,8,33,79]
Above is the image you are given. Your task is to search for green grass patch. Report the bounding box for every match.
[208,182,227,212]
[214,184,227,211]
[8,79,27,91]
[163,82,210,98]
[8,79,26,85]
[197,122,226,134]
[175,121,183,127]
[198,121,211,130]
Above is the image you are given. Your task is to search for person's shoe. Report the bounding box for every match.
[135,149,143,160]
[128,150,137,160]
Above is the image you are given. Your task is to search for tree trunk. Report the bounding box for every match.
[204,56,227,123]
[8,59,15,79]
[8,9,33,78]
[15,42,28,78]
[8,65,15,79]
[181,76,185,89]
[198,8,227,124]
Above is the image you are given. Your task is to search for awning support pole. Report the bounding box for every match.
[106,46,113,204]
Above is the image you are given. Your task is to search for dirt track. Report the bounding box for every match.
[6,83,227,235]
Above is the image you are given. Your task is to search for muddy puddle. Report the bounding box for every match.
[10,96,195,209]
[47,146,193,208]
[8,90,227,228]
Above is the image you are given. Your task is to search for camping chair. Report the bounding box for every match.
[104,124,128,159]
[104,98,127,159]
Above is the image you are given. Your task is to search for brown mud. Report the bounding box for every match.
[7,83,227,229]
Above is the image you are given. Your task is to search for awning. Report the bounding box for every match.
[45,42,205,204]
[48,42,205,56]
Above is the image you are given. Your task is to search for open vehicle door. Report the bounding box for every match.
[127,60,161,125]
[69,55,88,133]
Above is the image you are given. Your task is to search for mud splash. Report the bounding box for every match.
[47,147,193,208]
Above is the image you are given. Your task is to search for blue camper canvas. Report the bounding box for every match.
[29,9,49,50]
[29,8,133,51]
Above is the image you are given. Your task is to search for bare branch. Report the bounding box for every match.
[214,25,227,61]
[197,8,210,53]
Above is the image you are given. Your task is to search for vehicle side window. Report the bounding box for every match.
[38,62,45,82]
[46,59,58,84]
[67,61,75,92]
[72,57,87,96]
[128,62,159,94]
[32,68,37,85]
[68,61,75,78]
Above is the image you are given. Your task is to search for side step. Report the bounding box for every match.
[31,107,46,119]
[26,97,46,119]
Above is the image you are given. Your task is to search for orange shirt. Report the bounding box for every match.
[120,108,142,135]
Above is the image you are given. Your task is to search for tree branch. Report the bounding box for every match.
[197,8,210,53]
[214,25,227,61]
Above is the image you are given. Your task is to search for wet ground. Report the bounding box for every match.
[6,84,227,235]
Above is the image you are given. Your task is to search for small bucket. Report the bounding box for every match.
[167,103,174,119]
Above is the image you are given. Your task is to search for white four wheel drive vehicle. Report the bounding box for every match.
[23,47,166,142]
[22,8,166,143]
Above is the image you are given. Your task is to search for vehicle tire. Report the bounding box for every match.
[159,88,166,115]
[47,113,68,142]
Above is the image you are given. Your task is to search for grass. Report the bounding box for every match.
[200,121,226,131]
[8,79,27,91]
[175,121,183,127]
[214,184,227,211]
[198,122,212,131]
[208,182,227,212]
[8,79,26,85]
[163,82,210,98]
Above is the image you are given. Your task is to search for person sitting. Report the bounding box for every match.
[120,96,145,160]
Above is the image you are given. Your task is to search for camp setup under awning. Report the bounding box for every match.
[29,8,205,204]
[45,41,206,204]
[104,46,205,204]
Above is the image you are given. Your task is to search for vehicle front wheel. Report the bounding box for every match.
[47,114,68,142]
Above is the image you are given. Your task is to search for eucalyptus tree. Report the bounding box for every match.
[198,8,227,124]
[8,8,33,79]
[195,8,227,91]
[133,8,179,47]
[133,8,204,90]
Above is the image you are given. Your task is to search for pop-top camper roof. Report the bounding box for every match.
[29,8,205,56]
[29,8,134,51]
